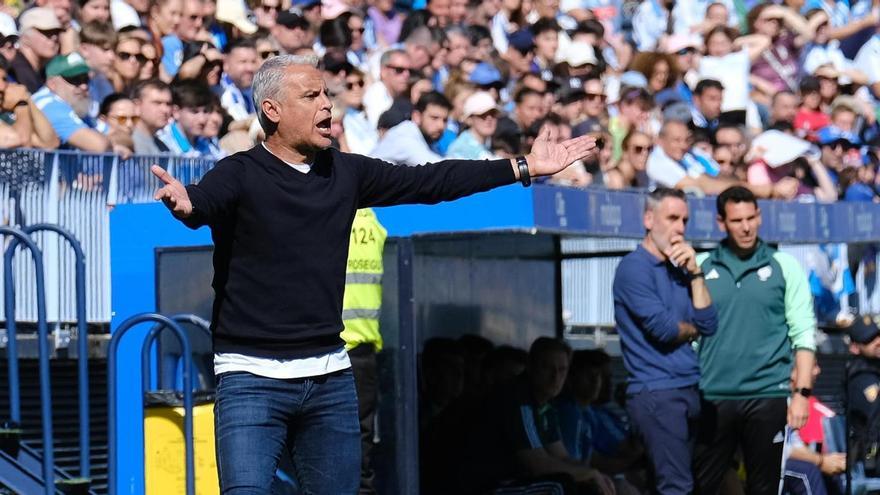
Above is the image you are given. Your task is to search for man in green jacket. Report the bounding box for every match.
[694,186,817,495]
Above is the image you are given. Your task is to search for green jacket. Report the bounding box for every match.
[696,240,816,400]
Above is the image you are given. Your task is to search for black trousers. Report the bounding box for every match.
[350,345,379,495]
[694,397,788,495]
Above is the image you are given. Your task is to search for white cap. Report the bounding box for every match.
[462,91,499,119]
[19,7,62,32]
[563,41,597,67]
[0,13,17,38]
[111,0,141,30]
[216,0,258,35]
[663,34,700,54]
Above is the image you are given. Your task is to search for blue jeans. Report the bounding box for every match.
[214,369,361,494]
[626,386,701,495]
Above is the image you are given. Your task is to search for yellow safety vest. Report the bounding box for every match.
[341,208,387,351]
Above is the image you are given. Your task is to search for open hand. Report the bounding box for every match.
[151,164,193,218]
[525,125,598,177]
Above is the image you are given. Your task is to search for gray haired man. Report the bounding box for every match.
[150,54,598,494]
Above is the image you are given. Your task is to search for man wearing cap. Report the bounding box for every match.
[501,29,536,81]
[447,91,499,160]
[292,0,322,39]
[371,91,450,165]
[272,11,311,55]
[468,63,505,98]
[11,7,62,93]
[0,13,19,72]
[847,315,880,480]
[33,53,110,152]
[818,126,862,177]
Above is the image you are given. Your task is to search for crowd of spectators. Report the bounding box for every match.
[0,0,875,203]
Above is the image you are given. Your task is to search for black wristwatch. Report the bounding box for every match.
[794,387,812,398]
[515,155,531,187]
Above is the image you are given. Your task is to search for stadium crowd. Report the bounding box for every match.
[0,0,874,202]
[0,0,874,494]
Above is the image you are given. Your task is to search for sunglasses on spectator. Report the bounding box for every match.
[351,27,365,34]
[117,51,147,63]
[386,65,410,75]
[826,140,858,151]
[259,50,280,59]
[676,47,696,56]
[585,92,606,102]
[108,115,140,126]
[259,4,280,12]
[37,28,63,39]
[0,36,18,48]
[62,74,90,87]
[345,79,365,90]
[629,144,652,154]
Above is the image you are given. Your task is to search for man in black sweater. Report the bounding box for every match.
[151,54,597,495]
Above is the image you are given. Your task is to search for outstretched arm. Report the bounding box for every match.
[357,127,598,207]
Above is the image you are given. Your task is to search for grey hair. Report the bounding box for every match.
[645,187,687,212]
[252,54,319,131]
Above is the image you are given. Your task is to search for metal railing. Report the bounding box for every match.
[0,149,217,324]
[107,313,201,495]
[0,225,54,494]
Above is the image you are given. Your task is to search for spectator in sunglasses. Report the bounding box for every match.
[113,34,146,92]
[340,11,369,69]
[78,22,118,118]
[340,68,377,155]
[607,130,652,189]
[818,126,863,176]
[0,14,19,73]
[12,8,63,93]
[96,92,136,157]
[255,36,281,64]
[0,54,59,150]
[139,42,159,81]
[34,53,111,152]
[248,0,280,30]
[365,49,412,128]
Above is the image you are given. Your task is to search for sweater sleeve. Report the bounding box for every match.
[613,259,681,344]
[181,157,243,229]
[774,252,817,352]
[351,152,517,207]
[692,305,718,337]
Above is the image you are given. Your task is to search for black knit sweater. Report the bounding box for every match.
[182,144,516,358]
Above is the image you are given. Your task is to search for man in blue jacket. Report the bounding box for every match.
[612,187,718,495]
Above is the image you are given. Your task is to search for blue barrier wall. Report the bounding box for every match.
[109,203,211,495]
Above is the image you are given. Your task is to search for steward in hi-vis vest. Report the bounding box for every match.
[342,208,386,495]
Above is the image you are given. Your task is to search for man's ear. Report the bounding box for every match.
[644,209,654,231]
[412,110,422,126]
[260,99,282,125]
[716,214,726,233]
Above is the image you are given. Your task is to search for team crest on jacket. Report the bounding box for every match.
[757,266,773,281]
